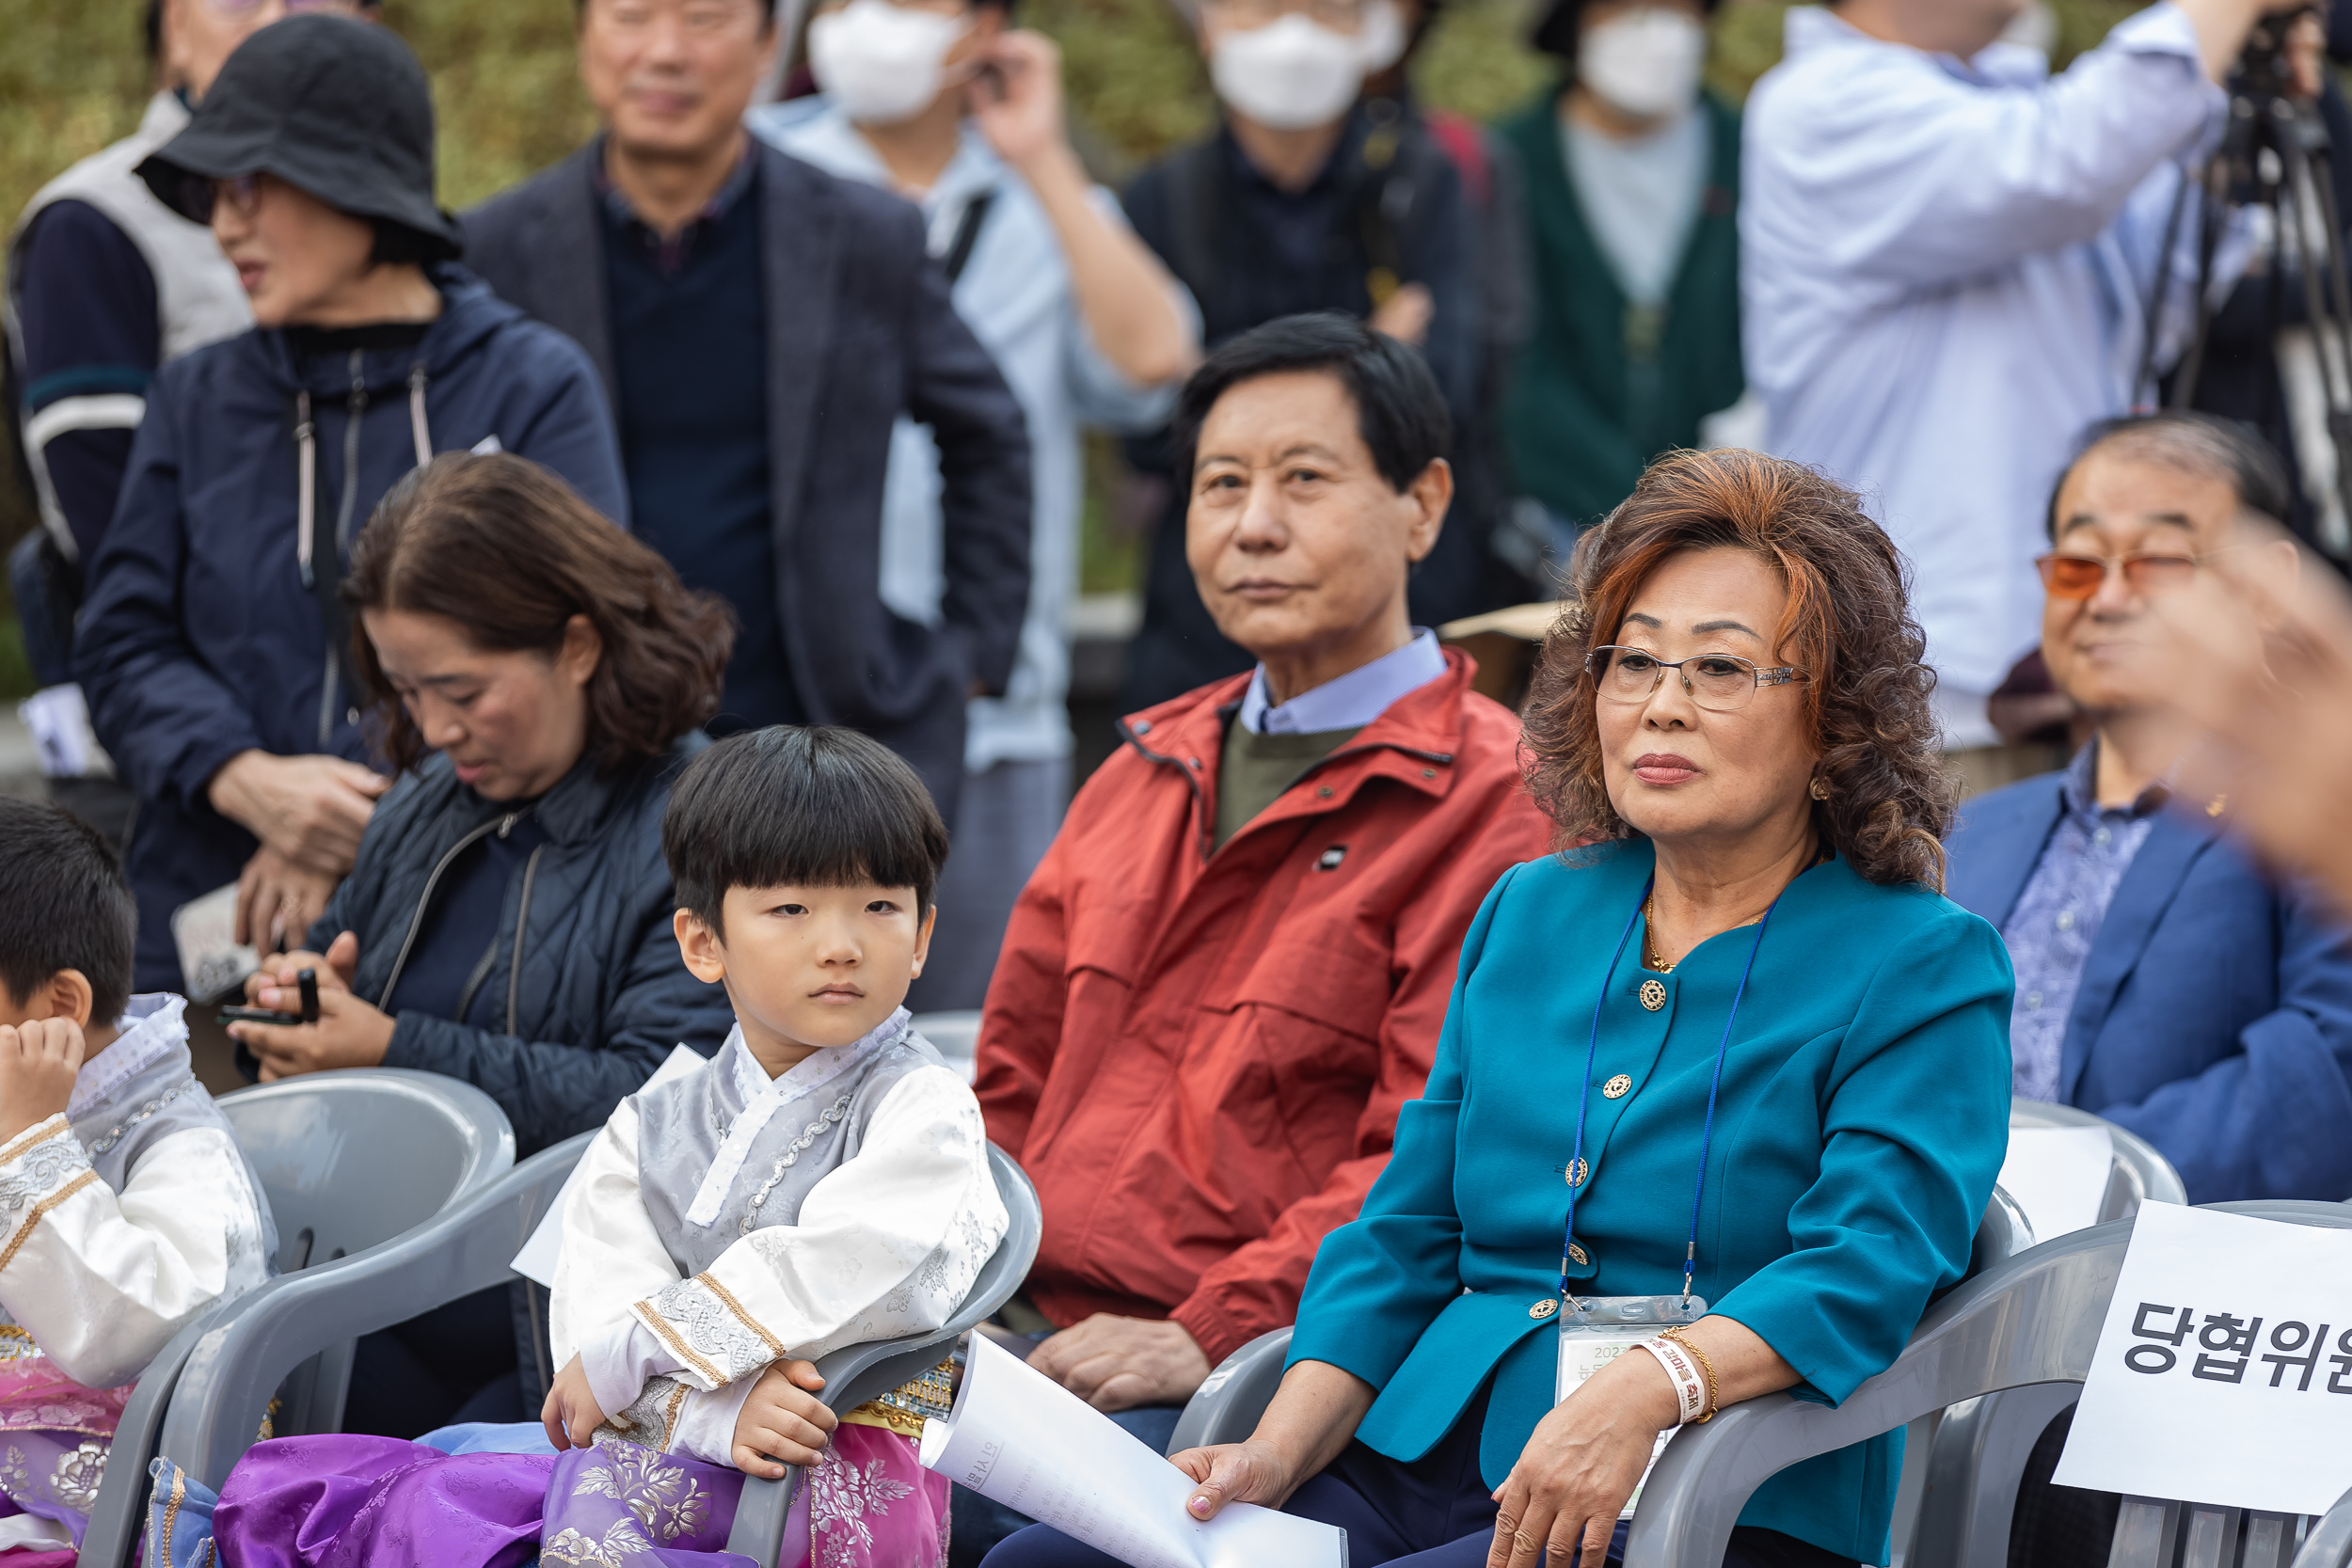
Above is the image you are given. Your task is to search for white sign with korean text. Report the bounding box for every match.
[2055,1202,2352,1514]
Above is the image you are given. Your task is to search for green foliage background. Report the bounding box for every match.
[0,0,2134,692]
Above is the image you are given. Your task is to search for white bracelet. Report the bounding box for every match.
[1637,1336,1708,1425]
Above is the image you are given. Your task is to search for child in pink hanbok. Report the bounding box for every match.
[201,728,1009,1568]
[0,800,274,1566]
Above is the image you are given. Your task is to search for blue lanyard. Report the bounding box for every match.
[1561,876,1781,1307]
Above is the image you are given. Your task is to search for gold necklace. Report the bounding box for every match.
[1643,893,1676,973]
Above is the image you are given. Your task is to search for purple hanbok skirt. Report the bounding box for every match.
[210,1421,946,1568]
[0,1351,131,1567]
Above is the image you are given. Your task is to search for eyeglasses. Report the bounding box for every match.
[1205,0,1369,30]
[2035,550,2202,600]
[181,174,263,225]
[1585,646,1809,713]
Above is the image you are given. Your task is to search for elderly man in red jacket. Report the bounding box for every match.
[974,314,1551,1457]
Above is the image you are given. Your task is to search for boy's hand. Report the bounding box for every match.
[0,1020,87,1147]
[733,1359,836,1479]
[543,1354,609,1450]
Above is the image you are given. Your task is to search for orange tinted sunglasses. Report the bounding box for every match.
[2035,550,2201,600]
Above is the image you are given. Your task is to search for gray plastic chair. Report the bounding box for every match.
[723,1142,1042,1564]
[77,1068,515,1568]
[1165,1184,2038,1461]
[1889,1102,2190,1568]
[2296,1486,2352,1567]
[1625,1200,2352,1568]
[911,1010,984,1082]
[133,1124,589,1510]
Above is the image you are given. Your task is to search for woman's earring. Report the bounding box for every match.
[1809,775,1830,800]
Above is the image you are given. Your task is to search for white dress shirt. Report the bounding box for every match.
[1742,3,2226,744]
[1236,628,1450,736]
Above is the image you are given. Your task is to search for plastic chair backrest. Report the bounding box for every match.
[1889,1107,2190,1567]
[221,1069,515,1271]
[1624,1200,2352,1568]
[77,1069,516,1568]
[2296,1486,2352,1567]
[911,1010,983,1082]
[722,1142,1042,1565]
[2010,1098,2188,1222]
[139,1127,586,1509]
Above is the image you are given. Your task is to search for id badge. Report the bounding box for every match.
[1554,1293,1708,1520]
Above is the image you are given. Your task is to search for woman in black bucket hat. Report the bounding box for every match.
[73,12,628,1004]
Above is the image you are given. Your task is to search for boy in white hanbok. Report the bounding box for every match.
[201,728,1009,1568]
[0,799,275,1564]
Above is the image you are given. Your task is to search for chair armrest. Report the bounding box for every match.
[156,1131,592,1491]
[1167,1328,1295,1456]
[2295,1484,2352,1567]
[723,1145,1043,1564]
[76,1293,267,1568]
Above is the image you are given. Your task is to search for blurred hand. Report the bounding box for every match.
[229,975,394,1081]
[0,1019,86,1147]
[1171,1435,1304,1521]
[1371,282,1433,347]
[966,31,1069,172]
[732,1359,838,1478]
[544,1354,608,1450]
[208,751,386,872]
[2286,9,2325,98]
[233,847,344,951]
[2147,517,2352,903]
[1026,1314,1213,1412]
[244,932,359,1006]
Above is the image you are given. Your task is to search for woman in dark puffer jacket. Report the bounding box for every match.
[227,451,738,1431]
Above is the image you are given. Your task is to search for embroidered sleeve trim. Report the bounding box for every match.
[695,1272,785,1361]
[633,1274,778,1388]
[0,1117,68,1171]
[600,1374,692,1452]
[0,1167,99,1274]
[630,1302,723,1389]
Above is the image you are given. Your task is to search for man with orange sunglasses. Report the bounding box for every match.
[1947,410,2352,1209]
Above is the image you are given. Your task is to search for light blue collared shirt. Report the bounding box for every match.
[1236,628,1448,736]
[749,99,1199,771]
[1741,4,2228,741]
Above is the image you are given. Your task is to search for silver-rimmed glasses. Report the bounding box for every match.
[1585,645,1810,713]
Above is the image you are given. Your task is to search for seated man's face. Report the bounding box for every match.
[1184,369,1444,667]
[2041,448,2238,721]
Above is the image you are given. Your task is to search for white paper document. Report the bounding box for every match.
[509,1043,709,1288]
[1997,1125,2114,1243]
[920,1333,1347,1568]
[2056,1202,2352,1515]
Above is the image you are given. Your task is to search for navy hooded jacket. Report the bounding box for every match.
[306,736,728,1156]
[75,265,627,989]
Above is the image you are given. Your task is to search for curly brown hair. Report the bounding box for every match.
[342,452,736,775]
[1521,449,1955,889]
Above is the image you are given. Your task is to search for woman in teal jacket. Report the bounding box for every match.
[983,450,2011,1568]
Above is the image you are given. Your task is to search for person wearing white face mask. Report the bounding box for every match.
[1496,0,1741,570]
[751,0,1200,1015]
[1114,0,1490,712]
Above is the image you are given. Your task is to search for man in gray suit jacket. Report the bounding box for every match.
[463,0,1031,825]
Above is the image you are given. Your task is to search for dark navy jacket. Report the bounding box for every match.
[1948,773,2352,1202]
[75,266,627,989]
[309,736,729,1156]
[463,140,1032,825]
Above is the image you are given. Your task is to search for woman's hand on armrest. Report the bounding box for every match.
[1172,1358,1376,1521]
[1488,1313,1799,1568]
[734,1360,839,1480]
